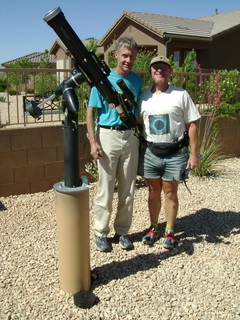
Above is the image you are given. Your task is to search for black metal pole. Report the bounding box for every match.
[63,111,80,188]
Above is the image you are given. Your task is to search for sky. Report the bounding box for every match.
[0,0,240,66]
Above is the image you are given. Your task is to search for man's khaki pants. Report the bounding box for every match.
[94,127,139,237]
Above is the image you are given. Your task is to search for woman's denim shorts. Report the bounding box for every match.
[138,144,189,182]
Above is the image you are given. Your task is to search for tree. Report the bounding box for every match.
[7,58,34,91]
[35,50,57,95]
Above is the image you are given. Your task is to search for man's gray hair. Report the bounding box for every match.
[115,37,138,52]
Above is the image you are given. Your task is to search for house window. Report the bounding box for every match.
[174,51,180,67]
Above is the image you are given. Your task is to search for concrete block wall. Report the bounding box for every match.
[0,123,92,197]
[0,116,239,197]
[217,117,240,156]
[198,115,240,156]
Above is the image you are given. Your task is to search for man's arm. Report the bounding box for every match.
[86,107,103,159]
[186,121,199,169]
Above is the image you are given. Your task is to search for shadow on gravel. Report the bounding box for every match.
[176,208,240,245]
[0,201,7,210]
[91,209,239,290]
[92,252,159,288]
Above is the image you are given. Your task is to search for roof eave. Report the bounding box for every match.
[49,39,68,55]
[99,12,126,46]
[163,33,212,42]
[211,24,240,39]
[99,11,164,46]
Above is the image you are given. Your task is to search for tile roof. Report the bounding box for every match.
[100,9,240,42]
[1,52,56,66]
[48,37,100,58]
[2,36,97,67]
[125,11,213,38]
[197,9,240,36]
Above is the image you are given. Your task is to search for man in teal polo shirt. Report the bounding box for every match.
[86,37,142,252]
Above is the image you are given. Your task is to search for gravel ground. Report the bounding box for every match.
[0,157,240,320]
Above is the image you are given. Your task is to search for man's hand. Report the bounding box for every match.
[186,153,201,170]
[90,142,103,160]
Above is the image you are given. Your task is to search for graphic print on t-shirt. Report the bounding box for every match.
[149,114,170,135]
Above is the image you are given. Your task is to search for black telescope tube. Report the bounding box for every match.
[43,7,119,108]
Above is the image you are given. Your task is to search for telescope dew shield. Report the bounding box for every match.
[43,7,119,108]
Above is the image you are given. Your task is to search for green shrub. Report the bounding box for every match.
[26,88,34,94]
[85,160,98,181]
[216,102,240,116]
[0,75,7,92]
[7,88,20,95]
[192,131,222,177]
[7,58,34,88]
[35,72,57,96]
[219,69,240,105]
[0,95,6,102]
[76,82,90,122]
[170,50,198,99]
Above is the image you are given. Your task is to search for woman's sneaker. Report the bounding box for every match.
[95,235,112,252]
[162,231,177,250]
[142,226,161,245]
